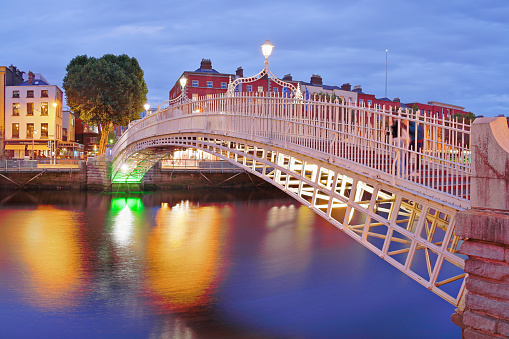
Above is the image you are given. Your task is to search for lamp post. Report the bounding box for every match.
[227,40,302,99]
[385,49,388,98]
[144,103,150,116]
[180,76,188,99]
[31,129,38,160]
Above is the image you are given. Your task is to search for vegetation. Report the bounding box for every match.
[63,54,148,155]
[313,92,342,103]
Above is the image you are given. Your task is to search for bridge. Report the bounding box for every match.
[111,92,472,307]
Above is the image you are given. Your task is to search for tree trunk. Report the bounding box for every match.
[98,122,113,155]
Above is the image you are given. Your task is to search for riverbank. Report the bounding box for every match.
[0,167,270,191]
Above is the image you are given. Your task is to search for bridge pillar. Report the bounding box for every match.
[86,153,112,191]
[453,117,509,338]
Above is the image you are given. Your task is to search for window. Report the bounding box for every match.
[367,100,372,106]
[192,80,198,87]
[41,90,48,97]
[206,81,213,88]
[12,123,19,138]
[27,103,34,116]
[258,86,263,93]
[221,82,227,89]
[12,91,19,98]
[41,102,48,116]
[359,99,364,105]
[192,93,198,101]
[12,103,20,116]
[206,94,212,99]
[27,90,34,98]
[26,123,34,138]
[273,87,278,93]
[41,123,48,138]
[246,85,252,92]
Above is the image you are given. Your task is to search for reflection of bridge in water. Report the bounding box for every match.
[111,93,472,307]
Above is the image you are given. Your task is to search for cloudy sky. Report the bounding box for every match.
[2,0,508,116]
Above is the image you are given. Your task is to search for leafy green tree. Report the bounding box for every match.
[63,54,148,154]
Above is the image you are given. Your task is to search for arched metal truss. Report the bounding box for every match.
[112,132,466,306]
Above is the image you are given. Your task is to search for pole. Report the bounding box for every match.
[385,49,388,98]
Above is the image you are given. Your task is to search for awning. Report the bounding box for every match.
[28,145,51,151]
[5,145,26,150]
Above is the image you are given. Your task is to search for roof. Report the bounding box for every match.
[193,67,219,74]
[19,79,50,86]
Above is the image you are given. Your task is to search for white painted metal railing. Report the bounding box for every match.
[116,92,471,207]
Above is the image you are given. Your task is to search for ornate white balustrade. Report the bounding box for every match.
[112,93,472,306]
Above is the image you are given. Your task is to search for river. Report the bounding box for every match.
[0,189,459,338]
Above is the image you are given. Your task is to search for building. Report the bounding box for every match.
[4,71,63,158]
[298,75,357,104]
[403,101,470,119]
[0,65,24,157]
[74,117,99,158]
[169,59,300,101]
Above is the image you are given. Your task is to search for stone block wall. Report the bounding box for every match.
[86,154,111,191]
[453,117,509,338]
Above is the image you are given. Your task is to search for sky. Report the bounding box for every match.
[2,0,508,117]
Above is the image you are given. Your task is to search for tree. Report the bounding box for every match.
[63,54,148,155]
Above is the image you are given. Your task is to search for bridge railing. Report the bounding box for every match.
[117,92,471,205]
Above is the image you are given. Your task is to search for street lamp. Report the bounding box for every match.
[227,40,302,99]
[144,103,150,114]
[31,129,38,160]
[179,76,188,98]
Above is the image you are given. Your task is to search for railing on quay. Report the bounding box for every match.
[117,92,471,206]
[0,159,84,173]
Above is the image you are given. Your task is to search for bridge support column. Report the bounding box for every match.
[453,117,509,338]
[86,153,112,191]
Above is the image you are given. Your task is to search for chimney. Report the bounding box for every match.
[236,67,243,77]
[310,74,322,86]
[353,85,362,92]
[282,74,293,81]
[341,83,351,91]
[200,59,212,70]
[28,71,35,85]
[393,97,400,103]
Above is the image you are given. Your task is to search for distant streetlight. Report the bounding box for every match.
[144,103,150,112]
[385,49,388,98]
[31,129,38,160]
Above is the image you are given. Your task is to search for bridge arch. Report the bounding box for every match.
[111,94,471,306]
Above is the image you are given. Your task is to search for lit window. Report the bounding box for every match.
[207,81,213,88]
[27,103,34,116]
[27,90,34,98]
[12,123,19,138]
[41,90,48,98]
[12,103,20,116]
[41,123,48,138]
[221,82,227,89]
[192,93,198,101]
[272,87,278,92]
[258,86,263,93]
[192,80,198,87]
[41,102,48,116]
[26,123,34,138]
[206,94,212,99]
[12,91,19,98]
[246,85,252,92]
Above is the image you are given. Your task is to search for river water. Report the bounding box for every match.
[0,189,459,338]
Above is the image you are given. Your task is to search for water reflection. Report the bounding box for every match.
[145,200,227,313]
[9,207,85,309]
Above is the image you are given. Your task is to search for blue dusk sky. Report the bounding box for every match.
[2,0,508,117]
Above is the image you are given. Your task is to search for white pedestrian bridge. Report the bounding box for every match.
[111,93,471,306]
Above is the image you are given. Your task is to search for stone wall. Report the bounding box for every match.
[86,154,111,191]
[453,117,509,338]
[0,169,86,190]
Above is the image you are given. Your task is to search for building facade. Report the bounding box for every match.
[4,72,63,158]
[0,65,24,157]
